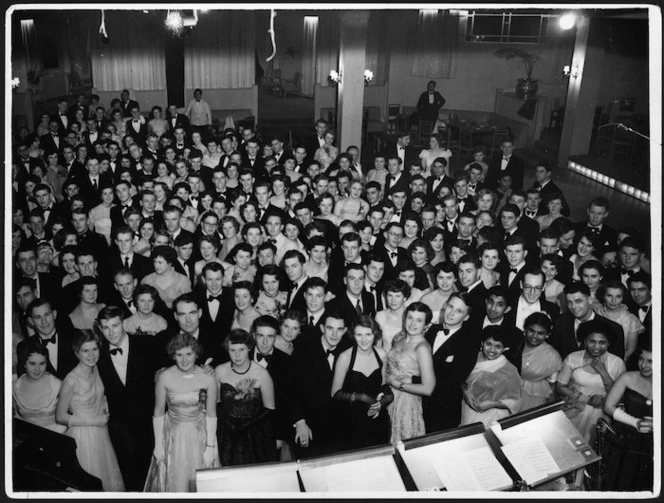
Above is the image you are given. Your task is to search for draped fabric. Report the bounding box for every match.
[365,11,388,85]
[184,11,255,89]
[20,19,37,71]
[65,12,92,83]
[90,12,166,91]
[537,21,576,85]
[315,13,339,86]
[301,16,318,96]
[411,10,459,79]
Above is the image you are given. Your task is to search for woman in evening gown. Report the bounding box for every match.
[215,329,277,466]
[332,316,393,449]
[144,333,220,492]
[601,342,653,491]
[55,330,125,491]
[384,302,436,444]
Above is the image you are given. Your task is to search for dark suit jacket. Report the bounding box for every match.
[464,282,488,321]
[78,173,113,207]
[373,245,409,282]
[499,264,529,304]
[550,313,625,360]
[109,201,141,234]
[195,288,233,362]
[119,99,140,118]
[423,323,478,433]
[173,258,197,290]
[40,133,63,153]
[125,119,149,145]
[75,230,109,266]
[467,317,524,365]
[288,335,352,456]
[487,153,525,191]
[81,130,102,150]
[365,283,384,311]
[256,347,292,440]
[456,196,477,214]
[155,327,225,369]
[97,333,157,489]
[107,252,154,282]
[573,222,618,249]
[16,319,77,381]
[327,291,376,327]
[416,90,445,121]
[64,160,87,181]
[384,143,419,170]
[426,175,455,203]
[304,134,326,164]
[166,112,191,135]
[384,173,411,196]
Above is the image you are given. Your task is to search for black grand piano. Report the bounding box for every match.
[12,418,102,492]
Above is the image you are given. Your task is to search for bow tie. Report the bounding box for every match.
[389,251,399,258]
[503,156,510,161]
[269,238,277,245]
[458,196,467,201]
[468,183,476,189]
[325,349,335,357]
[52,133,58,137]
[394,211,401,216]
[41,334,57,345]
[532,183,541,189]
[510,268,519,274]
[196,99,201,102]
[257,352,272,363]
[60,113,66,117]
[208,294,222,302]
[177,143,184,148]
[639,305,649,313]
[289,282,298,291]
[368,285,376,292]
[439,328,450,336]
[428,92,434,95]
[398,146,404,151]
[621,268,635,277]
[525,211,537,218]
[110,347,123,356]
[133,119,140,123]
[587,226,600,234]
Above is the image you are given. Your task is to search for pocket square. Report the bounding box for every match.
[445,355,455,363]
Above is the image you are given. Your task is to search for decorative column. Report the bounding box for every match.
[558,16,604,168]
[336,11,370,153]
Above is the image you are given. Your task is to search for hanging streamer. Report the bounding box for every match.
[266,9,277,62]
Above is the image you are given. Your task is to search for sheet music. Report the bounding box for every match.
[300,455,406,492]
[500,436,561,485]
[434,446,513,491]
[196,463,301,492]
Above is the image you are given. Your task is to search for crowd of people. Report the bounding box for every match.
[11,89,653,492]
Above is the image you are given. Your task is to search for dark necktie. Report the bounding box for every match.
[42,334,57,345]
[257,352,272,363]
[124,256,130,269]
[355,299,362,315]
[309,315,315,326]
[621,268,635,277]
[208,295,222,302]
[110,347,123,356]
[92,179,98,190]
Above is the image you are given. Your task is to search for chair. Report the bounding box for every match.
[437,127,452,149]
[386,103,401,134]
[610,127,633,161]
[262,68,281,87]
[282,72,302,99]
[417,120,433,144]
[594,124,615,157]
[488,129,510,157]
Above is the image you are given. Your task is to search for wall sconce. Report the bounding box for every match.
[364,69,374,85]
[328,70,341,86]
[562,64,579,79]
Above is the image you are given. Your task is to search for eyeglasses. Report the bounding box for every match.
[388,232,403,239]
[523,285,543,292]
[203,220,218,226]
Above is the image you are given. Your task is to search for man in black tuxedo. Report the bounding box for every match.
[531,162,570,216]
[109,180,140,234]
[457,254,488,322]
[15,244,60,306]
[503,267,560,331]
[384,131,419,170]
[166,103,191,135]
[39,119,64,153]
[573,197,618,250]
[328,232,365,296]
[303,119,329,164]
[384,156,410,197]
[51,98,71,132]
[95,306,157,491]
[195,262,233,361]
[364,254,386,311]
[283,250,309,313]
[78,156,113,207]
[156,293,227,368]
[119,89,139,118]
[375,223,409,281]
[70,208,109,268]
[423,292,478,432]
[486,138,525,191]
[453,173,478,214]
[440,194,460,242]
[550,282,625,360]
[125,105,149,147]
[466,163,486,197]
[523,188,545,220]
[242,138,266,174]
[627,272,652,341]
[327,264,376,327]
[61,145,86,181]
[508,192,540,247]
[297,277,330,341]
[289,309,352,458]
[108,227,154,282]
[31,184,60,237]
[455,212,478,252]
[17,298,77,380]
[81,118,101,150]
[250,316,292,450]
[604,237,647,292]
[416,80,446,122]
[499,235,530,303]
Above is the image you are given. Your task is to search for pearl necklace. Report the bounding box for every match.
[231,362,251,375]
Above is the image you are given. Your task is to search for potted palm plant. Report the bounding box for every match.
[493,48,540,99]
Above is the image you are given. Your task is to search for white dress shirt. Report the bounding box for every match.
[110,335,130,385]
[432,325,461,354]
